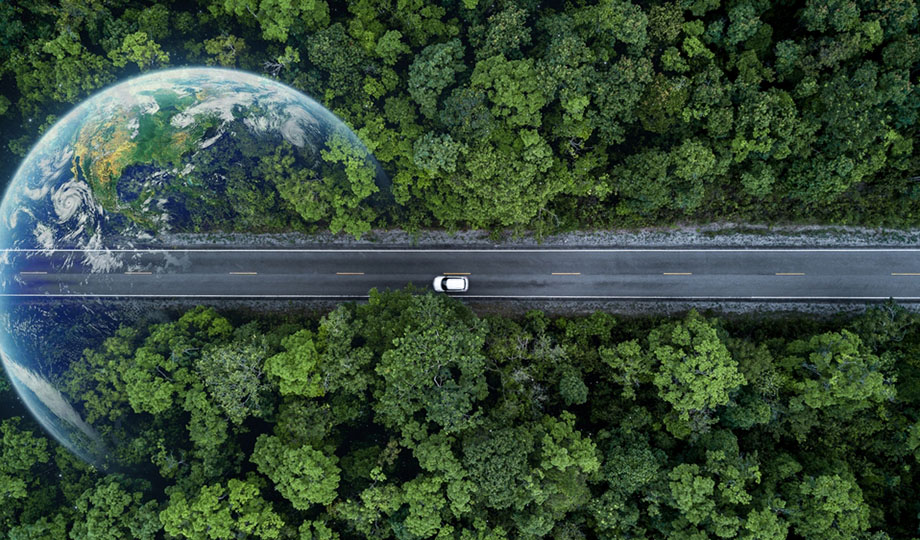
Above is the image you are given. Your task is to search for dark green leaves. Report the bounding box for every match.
[374,294,488,435]
[9,291,920,537]
[408,39,465,119]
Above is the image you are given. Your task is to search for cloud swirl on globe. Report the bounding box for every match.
[0,67,386,467]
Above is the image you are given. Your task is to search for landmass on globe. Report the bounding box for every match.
[0,68,388,466]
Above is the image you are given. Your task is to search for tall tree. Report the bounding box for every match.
[374,294,488,435]
[160,476,283,539]
[251,434,341,510]
[649,310,745,434]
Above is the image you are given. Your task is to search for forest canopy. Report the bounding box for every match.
[0,0,917,233]
[3,0,920,537]
[2,291,920,538]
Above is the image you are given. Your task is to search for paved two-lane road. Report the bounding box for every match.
[4,248,920,300]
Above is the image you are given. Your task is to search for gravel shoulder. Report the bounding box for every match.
[154,222,920,249]
[109,297,914,321]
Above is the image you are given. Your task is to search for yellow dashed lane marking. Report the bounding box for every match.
[776,272,805,276]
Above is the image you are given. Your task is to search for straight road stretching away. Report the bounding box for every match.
[5,248,920,300]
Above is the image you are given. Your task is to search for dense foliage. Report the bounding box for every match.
[1,0,917,233]
[3,291,920,538]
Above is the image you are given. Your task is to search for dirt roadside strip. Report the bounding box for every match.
[148,223,920,250]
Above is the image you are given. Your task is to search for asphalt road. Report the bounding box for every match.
[4,248,920,300]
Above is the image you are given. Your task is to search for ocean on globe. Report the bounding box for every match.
[0,67,388,467]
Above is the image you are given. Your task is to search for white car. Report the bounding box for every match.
[433,275,468,292]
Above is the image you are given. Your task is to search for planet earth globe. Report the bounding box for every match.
[0,67,387,467]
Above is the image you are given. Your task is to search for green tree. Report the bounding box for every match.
[375,30,410,66]
[590,425,665,536]
[400,475,451,538]
[251,434,340,510]
[217,0,329,41]
[574,60,648,161]
[649,311,745,430]
[319,131,380,238]
[438,86,496,141]
[726,2,763,45]
[70,478,161,540]
[7,514,71,540]
[136,4,170,41]
[600,339,654,400]
[422,131,562,228]
[334,482,403,537]
[107,32,169,70]
[462,426,534,510]
[0,418,49,501]
[788,473,870,539]
[731,89,798,163]
[160,477,283,539]
[668,464,716,527]
[636,73,690,134]
[260,143,323,221]
[648,2,685,44]
[559,368,589,406]
[613,140,716,217]
[260,134,379,239]
[740,507,789,540]
[202,35,248,67]
[374,294,488,435]
[413,132,465,175]
[408,39,465,119]
[8,33,113,118]
[471,54,548,129]
[314,304,377,400]
[781,330,895,413]
[305,23,368,101]
[264,329,323,398]
[519,411,600,535]
[471,6,531,60]
[196,339,271,425]
[573,0,649,52]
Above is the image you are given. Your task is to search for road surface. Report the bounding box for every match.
[4,248,920,300]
